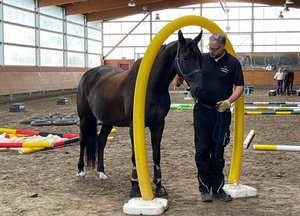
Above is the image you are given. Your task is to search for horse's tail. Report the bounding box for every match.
[290,71,294,91]
[291,71,294,82]
[80,116,97,169]
[77,71,98,169]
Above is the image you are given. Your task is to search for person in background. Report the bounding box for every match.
[265,64,273,70]
[193,33,244,202]
[274,67,284,95]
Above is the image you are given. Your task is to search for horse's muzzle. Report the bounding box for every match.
[187,72,203,99]
[190,86,202,99]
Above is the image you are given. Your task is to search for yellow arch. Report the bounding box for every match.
[133,15,244,200]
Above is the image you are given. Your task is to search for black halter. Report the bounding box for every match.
[175,41,201,79]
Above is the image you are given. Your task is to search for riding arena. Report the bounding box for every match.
[0,1,300,216]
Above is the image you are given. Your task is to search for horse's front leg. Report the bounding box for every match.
[97,124,113,180]
[149,120,168,198]
[129,123,141,197]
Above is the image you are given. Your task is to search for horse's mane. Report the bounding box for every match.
[158,39,198,57]
[160,44,167,51]
[162,41,177,51]
[131,43,175,71]
[158,41,179,54]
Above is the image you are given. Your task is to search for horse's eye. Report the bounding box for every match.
[183,56,188,60]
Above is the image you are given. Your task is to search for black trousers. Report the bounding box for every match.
[193,102,231,194]
[277,80,283,94]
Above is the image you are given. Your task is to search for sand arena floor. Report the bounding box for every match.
[0,88,299,216]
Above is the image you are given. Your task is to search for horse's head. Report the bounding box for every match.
[175,30,203,99]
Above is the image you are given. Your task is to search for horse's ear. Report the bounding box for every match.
[194,30,203,44]
[178,30,185,45]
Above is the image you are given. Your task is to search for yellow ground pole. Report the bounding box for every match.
[253,144,277,151]
[22,141,52,148]
[0,128,16,134]
[20,147,46,154]
[133,15,244,200]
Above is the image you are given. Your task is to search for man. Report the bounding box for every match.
[274,68,284,95]
[193,33,244,202]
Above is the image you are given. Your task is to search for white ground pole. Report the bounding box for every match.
[253,144,300,152]
[223,129,257,199]
[183,91,193,100]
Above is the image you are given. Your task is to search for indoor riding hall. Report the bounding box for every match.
[0,1,299,215]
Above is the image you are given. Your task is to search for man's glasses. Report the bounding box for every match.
[207,45,223,52]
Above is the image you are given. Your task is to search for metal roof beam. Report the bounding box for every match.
[38,0,85,7]
[66,0,166,15]
[87,0,207,21]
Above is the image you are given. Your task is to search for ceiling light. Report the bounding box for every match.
[142,6,148,13]
[128,0,136,7]
[278,11,284,19]
[155,13,160,21]
[285,0,294,4]
[283,4,290,12]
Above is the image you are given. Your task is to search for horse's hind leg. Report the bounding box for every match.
[76,114,97,180]
[77,128,86,180]
[287,82,291,96]
[97,124,113,180]
[149,120,168,198]
[129,123,141,197]
[284,83,287,96]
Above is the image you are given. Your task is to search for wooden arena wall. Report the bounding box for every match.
[0,66,86,96]
[103,59,136,70]
[243,69,300,86]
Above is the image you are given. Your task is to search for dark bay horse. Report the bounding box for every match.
[76,30,203,197]
[283,69,294,96]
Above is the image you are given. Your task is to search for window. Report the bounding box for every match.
[40,31,63,49]
[3,0,34,11]
[68,52,84,67]
[41,49,63,66]
[88,40,102,54]
[4,45,35,65]
[40,15,63,32]
[3,5,34,26]
[67,23,84,37]
[67,36,84,52]
[88,54,101,67]
[4,23,35,46]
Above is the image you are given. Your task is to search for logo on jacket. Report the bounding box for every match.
[220,66,229,73]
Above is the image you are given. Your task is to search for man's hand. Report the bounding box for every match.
[216,100,231,112]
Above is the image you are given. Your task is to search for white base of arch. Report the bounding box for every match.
[223,184,257,199]
[123,198,168,215]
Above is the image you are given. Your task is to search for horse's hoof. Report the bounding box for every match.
[99,172,108,180]
[129,186,141,197]
[76,171,85,181]
[155,185,168,198]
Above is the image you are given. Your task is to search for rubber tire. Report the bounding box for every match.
[31,120,52,126]
[52,119,75,126]
[20,116,47,125]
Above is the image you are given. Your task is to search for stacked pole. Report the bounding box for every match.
[0,127,116,154]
